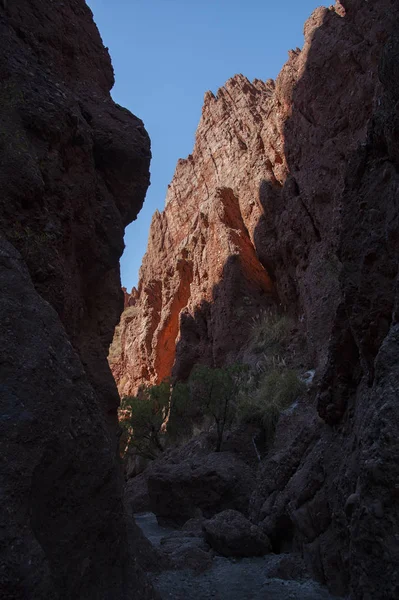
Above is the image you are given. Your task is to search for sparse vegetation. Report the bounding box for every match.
[123,305,139,320]
[237,308,304,442]
[119,309,306,459]
[189,364,247,451]
[249,308,293,359]
[237,368,305,442]
[119,380,171,460]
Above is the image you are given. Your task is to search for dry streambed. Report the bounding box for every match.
[135,512,341,600]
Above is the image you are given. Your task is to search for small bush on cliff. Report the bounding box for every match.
[238,368,305,442]
[250,308,293,363]
[119,380,171,460]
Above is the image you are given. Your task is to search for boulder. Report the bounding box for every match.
[148,452,255,526]
[203,509,272,557]
[160,531,213,573]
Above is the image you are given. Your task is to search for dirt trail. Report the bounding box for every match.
[135,513,342,600]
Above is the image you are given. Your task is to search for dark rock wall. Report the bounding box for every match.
[251,2,399,598]
[0,0,150,430]
[0,1,154,598]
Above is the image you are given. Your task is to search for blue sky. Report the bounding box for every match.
[87,0,325,290]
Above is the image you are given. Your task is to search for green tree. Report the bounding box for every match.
[167,381,192,442]
[119,379,171,460]
[189,364,246,452]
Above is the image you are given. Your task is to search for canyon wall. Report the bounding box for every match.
[113,1,399,597]
[0,1,155,598]
[110,73,283,395]
[251,4,399,591]
[111,0,385,394]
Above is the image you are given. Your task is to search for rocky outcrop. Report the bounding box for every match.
[249,2,399,599]
[110,0,395,395]
[0,0,150,429]
[0,1,153,598]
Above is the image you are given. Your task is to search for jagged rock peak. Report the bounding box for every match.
[203,74,275,106]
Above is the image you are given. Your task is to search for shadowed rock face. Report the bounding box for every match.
[250,2,399,598]
[0,0,150,431]
[0,1,155,598]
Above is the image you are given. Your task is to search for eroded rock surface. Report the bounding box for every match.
[0,1,153,598]
[111,0,397,396]
[110,75,278,394]
[0,0,150,430]
[249,2,399,598]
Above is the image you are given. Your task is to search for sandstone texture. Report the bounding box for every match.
[111,0,396,395]
[114,1,399,598]
[0,1,154,598]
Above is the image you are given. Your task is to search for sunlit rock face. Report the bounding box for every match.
[110,74,281,396]
[0,1,155,598]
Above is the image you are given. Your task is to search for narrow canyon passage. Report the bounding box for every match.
[1,1,399,599]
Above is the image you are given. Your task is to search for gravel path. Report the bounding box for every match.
[135,513,341,600]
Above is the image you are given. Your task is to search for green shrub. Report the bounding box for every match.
[238,368,305,442]
[250,308,293,360]
[119,380,171,460]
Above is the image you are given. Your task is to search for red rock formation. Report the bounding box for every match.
[0,1,155,598]
[110,74,283,395]
[112,0,396,390]
[112,1,385,395]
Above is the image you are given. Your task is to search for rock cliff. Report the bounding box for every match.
[113,1,399,598]
[111,0,390,393]
[0,1,155,598]
[110,73,281,395]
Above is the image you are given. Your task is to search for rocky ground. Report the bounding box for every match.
[135,512,340,600]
